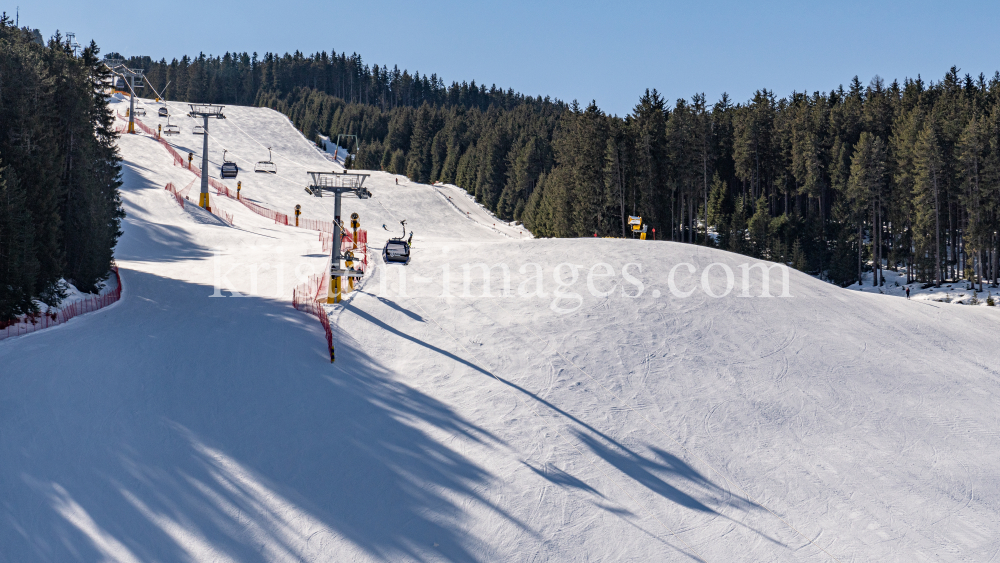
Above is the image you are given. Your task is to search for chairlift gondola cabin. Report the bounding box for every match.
[158,107,168,117]
[382,220,412,265]
[254,147,277,174]
[220,150,239,179]
[193,125,205,135]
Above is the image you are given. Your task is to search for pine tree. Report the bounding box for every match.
[123,42,1000,285]
[847,132,887,285]
[792,239,808,271]
[0,18,122,317]
[914,120,945,285]
[630,90,669,232]
[957,113,989,290]
[0,165,38,321]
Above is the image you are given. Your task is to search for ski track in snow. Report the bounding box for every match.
[2,97,1000,562]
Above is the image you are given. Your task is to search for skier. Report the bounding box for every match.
[395,178,398,185]
[905,286,910,299]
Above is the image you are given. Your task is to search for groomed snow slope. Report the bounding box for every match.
[2,98,999,563]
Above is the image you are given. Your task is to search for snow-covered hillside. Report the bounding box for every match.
[2,98,999,563]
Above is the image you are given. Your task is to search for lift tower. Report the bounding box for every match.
[305,172,371,303]
[103,58,145,134]
[333,134,360,163]
[187,104,226,210]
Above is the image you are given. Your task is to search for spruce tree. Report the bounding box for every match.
[914,121,945,285]
[0,165,38,321]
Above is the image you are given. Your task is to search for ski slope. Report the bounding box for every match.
[2,98,1000,562]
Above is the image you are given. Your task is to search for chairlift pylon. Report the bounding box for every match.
[220,149,239,179]
[254,147,277,174]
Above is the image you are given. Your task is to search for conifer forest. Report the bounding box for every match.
[0,19,123,322]
[6,36,1000,324]
[131,50,1000,289]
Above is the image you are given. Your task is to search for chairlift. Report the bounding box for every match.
[193,125,205,135]
[163,117,179,136]
[134,107,146,116]
[254,147,277,174]
[220,150,239,179]
[382,220,412,265]
[158,106,168,117]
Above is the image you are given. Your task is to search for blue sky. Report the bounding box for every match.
[14,0,1000,116]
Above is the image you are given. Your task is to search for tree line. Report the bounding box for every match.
[125,49,557,113]
[132,48,1000,289]
[0,18,123,323]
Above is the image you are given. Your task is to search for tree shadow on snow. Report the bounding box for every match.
[343,295,785,551]
[0,271,522,563]
[116,161,216,263]
[573,430,786,547]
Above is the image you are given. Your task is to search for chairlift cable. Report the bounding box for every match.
[194,131,303,188]
[152,102,379,222]
[159,99,339,172]
[212,107,321,170]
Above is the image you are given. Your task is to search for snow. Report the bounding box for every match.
[317,135,347,165]
[846,268,999,307]
[37,275,118,314]
[1,97,999,562]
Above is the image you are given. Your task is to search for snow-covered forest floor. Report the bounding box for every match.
[848,268,1000,307]
[2,98,998,563]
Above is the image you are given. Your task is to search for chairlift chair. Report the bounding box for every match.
[220,150,239,179]
[163,117,179,136]
[158,107,168,117]
[382,220,412,265]
[134,107,146,116]
[254,147,277,174]
[193,125,205,135]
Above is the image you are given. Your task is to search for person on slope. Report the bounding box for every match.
[905,286,910,299]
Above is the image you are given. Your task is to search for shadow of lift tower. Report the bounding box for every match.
[305,171,372,303]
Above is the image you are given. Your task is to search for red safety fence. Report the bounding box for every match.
[213,206,234,227]
[158,137,187,167]
[0,267,123,341]
[148,130,369,267]
[213,181,236,199]
[178,178,196,199]
[149,134,351,236]
[133,118,155,136]
[292,270,334,362]
[164,182,232,226]
[298,217,335,233]
[318,231,369,273]
[165,182,185,209]
[238,197,290,225]
[320,230,367,245]
[141,132,377,363]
